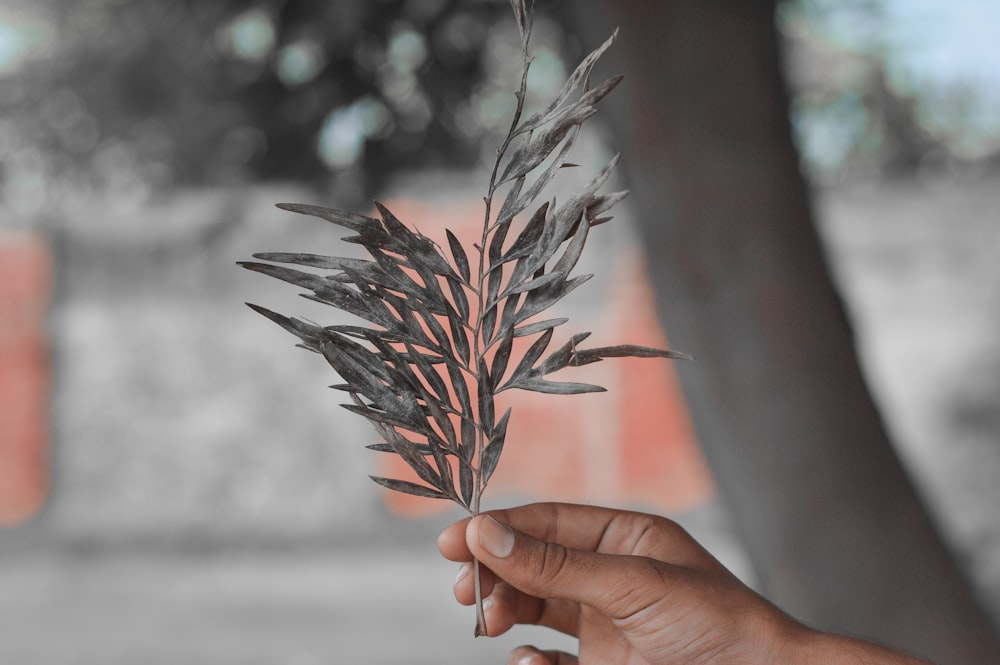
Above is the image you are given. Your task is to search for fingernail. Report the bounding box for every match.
[479,516,515,558]
[455,562,471,585]
[517,653,543,665]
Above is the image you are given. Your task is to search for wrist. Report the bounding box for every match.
[780,625,934,665]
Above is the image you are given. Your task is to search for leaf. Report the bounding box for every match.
[446,361,473,425]
[503,327,553,388]
[373,289,432,349]
[241,261,398,329]
[514,273,593,325]
[459,456,474,507]
[488,215,512,264]
[341,402,423,436]
[444,301,471,365]
[320,339,391,407]
[500,130,579,227]
[514,29,618,135]
[498,269,563,300]
[499,104,597,184]
[404,342,452,408]
[414,305,455,359]
[481,408,511,484]
[242,303,323,351]
[383,428,445,489]
[545,154,621,244]
[375,202,455,278]
[446,275,471,322]
[490,327,515,390]
[482,261,504,343]
[477,356,495,433]
[495,176,525,229]
[251,252,358,271]
[417,380,459,453]
[445,229,471,284]
[506,376,607,395]
[369,476,452,501]
[367,440,434,455]
[276,202,381,235]
[549,213,591,278]
[513,317,568,337]
[494,290,523,345]
[509,0,529,42]
[428,441,456,504]
[537,332,592,375]
[571,345,695,365]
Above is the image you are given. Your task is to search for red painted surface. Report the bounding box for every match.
[0,230,51,525]
[373,199,713,516]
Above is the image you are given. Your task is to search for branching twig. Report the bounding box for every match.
[238,0,691,638]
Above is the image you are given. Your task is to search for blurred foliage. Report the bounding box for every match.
[1,0,575,217]
[782,0,1000,184]
[1,0,998,226]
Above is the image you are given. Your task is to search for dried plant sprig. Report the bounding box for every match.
[239,0,690,637]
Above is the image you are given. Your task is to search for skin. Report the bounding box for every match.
[437,502,935,665]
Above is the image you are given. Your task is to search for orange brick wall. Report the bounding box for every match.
[372,199,714,516]
[0,231,51,525]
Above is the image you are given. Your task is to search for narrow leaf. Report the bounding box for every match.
[499,105,596,183]
[367,441,434,455]
[572,345,695,365]
[488,216,512,264]
[380,427,443,488]
[481,408,511,484]
[494,291,523,345]
[429,442,457,506]
[499,269,563,299]
[445,229,471,283]
[507,327,553,386]
[505,377,606,395]
[496,176,525,228]
[276,202,381,235]
[514,29,618,135]
[459,457,474,506]
[513,317,568,337]
[514,273,592,324]
[446,275,471,322]
[369,476,452,501]
[502,128,580,226]
[490,327,515,390]
[477,357,495,433]
[374,202,455,277]
[538,332,592,375]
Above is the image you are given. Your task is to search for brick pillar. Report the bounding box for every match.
[0,230,51,525]
[370,199,713,516]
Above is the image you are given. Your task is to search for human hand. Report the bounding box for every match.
[438,502,933,665]
[438,502,800,664]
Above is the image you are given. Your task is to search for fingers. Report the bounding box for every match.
[438,515,474,562]
[437,503,720,636]
[439,503,715,569]
[451,554,581,635]
[467,513,675,622]
[508,645,577,665]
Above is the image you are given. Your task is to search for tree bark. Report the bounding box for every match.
[565,2,1000,662]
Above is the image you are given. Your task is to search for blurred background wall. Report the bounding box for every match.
[0,0,998,662]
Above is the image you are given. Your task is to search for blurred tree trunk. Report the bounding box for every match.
[565,1,1000,663]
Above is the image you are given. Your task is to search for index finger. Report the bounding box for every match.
[440,503,716,571]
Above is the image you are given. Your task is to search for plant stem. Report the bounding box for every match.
[468,23,533,637]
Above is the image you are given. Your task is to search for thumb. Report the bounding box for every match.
[467,514,667,619]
